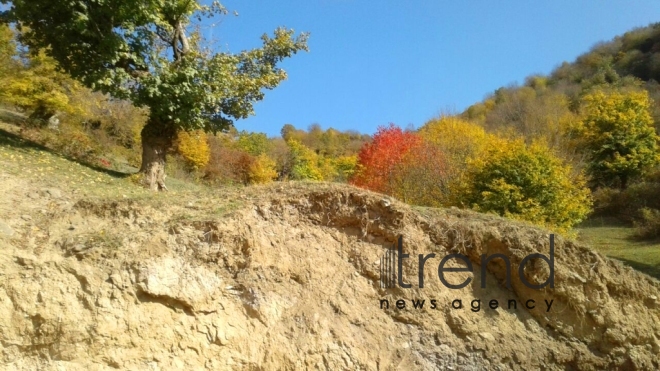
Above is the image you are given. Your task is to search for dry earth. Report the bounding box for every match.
[1,150,660,370]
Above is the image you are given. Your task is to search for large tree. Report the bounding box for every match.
[1,0,308,190]
[575,90,659,189]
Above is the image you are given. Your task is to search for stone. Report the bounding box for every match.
[44,188,62,199]
[0,221,14,237]
[47,113,60,130]
[479,332,495,341]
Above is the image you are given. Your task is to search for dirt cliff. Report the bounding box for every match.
[1,170,660,370]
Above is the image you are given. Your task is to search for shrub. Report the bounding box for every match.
[287,139,323,181]
[176,130,210,170]
[592,181,660,223]
[248,154,278,184]
[205,139,249,185]
[462,140,592,231]
[634,207,660,240]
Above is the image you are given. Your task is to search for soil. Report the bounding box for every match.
[1,167,659,370]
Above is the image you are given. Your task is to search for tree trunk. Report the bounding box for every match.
[139,119,176,191]
[620,174,629,190]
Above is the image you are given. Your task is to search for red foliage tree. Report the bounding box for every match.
[350,124,422,194]
[351,124,449,205]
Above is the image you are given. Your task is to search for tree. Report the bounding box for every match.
[286,139,323,181]
[0,50,78,122]
[574,90,659,189]
[2,0,308,190]
[418,116,492,205]
[0,24,16,80]
[236,131,271,156]
[350,124,422,195]
[350,124,448,204]
[463,140,592,231]
[388,141,447,206]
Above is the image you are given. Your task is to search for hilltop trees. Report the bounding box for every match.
[1,0,308,190]
[418,117,492,205]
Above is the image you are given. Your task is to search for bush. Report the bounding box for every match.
[593,181,660,221]
[176,130,210,170]
[462,140,592,231]
[590,187,623,216]
[205,136,253,185]
[66,89,147,150]
[634,207,660,240]
[248,154,278,184]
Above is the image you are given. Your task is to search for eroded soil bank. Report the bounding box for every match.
[1,175,659,370]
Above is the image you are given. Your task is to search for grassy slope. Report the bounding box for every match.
[577,217,660,280]
[0,120,212,199]
[2,118,659,281]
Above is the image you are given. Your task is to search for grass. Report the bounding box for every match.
[0,121,221,205]
[577,216,660,280]
[0,119,256,222]
[0,124,150,199]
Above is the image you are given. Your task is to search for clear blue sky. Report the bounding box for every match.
[204,1,660,137]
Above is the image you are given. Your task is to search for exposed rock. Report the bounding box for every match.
[44,188,62,199]
[0,220,13,236]
[0,177,659,370]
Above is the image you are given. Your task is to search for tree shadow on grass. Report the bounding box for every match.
[0,127,135,179]
[612,257,660,281]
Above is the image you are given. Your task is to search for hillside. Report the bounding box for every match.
[462,22,660,135]
[1,126,660,370]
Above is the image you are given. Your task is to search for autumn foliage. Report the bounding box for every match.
[350,121,592,231]
[463,140,592,231]
[572,90,660,189]
[349,124,448,204]
[176,130,210,170]
[351,124,421,192]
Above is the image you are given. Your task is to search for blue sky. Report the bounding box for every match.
[204,1,660,137]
